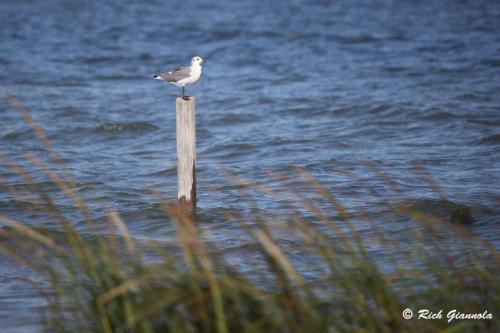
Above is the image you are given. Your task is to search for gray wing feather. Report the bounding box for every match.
[155,66,191,82]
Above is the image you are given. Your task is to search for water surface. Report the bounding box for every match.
[1,0,499,331]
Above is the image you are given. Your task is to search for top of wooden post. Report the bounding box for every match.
[176,96,195,104]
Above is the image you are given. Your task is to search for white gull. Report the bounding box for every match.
[154,56,207,100]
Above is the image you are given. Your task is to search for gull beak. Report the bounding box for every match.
[201,60,207,65]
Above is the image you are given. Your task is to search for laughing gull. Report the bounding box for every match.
[154,56,207,100]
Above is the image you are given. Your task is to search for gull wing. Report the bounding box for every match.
[154,66,192,82]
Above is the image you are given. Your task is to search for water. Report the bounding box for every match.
[1,0,499,330]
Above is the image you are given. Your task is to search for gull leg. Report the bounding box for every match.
[182,86,189,100]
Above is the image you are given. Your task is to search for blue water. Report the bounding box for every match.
[1,0,500,331]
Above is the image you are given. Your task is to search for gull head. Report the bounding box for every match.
[192,56,207,66]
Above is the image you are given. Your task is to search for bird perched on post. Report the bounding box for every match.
[154,56,207,100]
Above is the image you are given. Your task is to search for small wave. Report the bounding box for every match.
[363,120,403,127]
[61,55,129,65]
[384,198,473,221]
[456,93,483,102]
[253,30,282,39]
[95,122,159,134]
[328,33,377,44]
[257,97,274,105]
[120,203,170,223]
[146,166,177,177]
[268,137,311,146]
[2,128,32,140]
[212,113,258,125]
[421,110,455,121]
[368,104,392,114]
[203,142,258,160]
[480,58,500,67]
[93,75,144,81]
[382,66,408,73]
[139,52,152,60]
[388,199,497,225]
[209,29,243,40]
[0,199,41,210]
[469,118,500,127]
[475,134,500,145]
[341,127,391,139]
[331,106,358,115]
[277,106,328,117]
[83,56,127,64]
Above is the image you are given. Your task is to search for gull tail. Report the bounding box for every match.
[153,75,163,80]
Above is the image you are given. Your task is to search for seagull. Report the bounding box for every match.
[154,56,207,100]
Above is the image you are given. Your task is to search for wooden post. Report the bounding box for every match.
[176,97,196,215]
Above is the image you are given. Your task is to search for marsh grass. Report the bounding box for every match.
[0,94,499,332]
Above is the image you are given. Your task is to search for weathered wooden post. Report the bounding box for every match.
[176,97,196,215]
